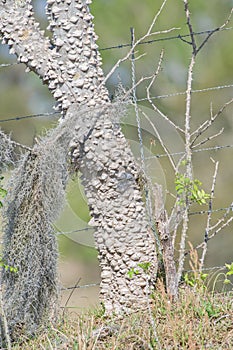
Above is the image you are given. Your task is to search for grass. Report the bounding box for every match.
[10,280,233,350]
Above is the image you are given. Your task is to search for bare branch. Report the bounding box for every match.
[192,128,224,149]
[208,216,233,240]
[191,98,233,146]
[168,199,184,245]
[209,203,233,233]
[196,7,233,54]
[184,54,195,178]
[123,74,156,101]
[146,52,185,136]
[177,208,189,283]
[153,184,178,298]
[147,0,168,34]
[183,1,233,56]
[193,202,233,254]
[140,108,177,171]
[199,160,219,271]
[100,0,178,87]
[183,0,197,54]
[176,1,197,283]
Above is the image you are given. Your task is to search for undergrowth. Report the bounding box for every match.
[10,281,233,350]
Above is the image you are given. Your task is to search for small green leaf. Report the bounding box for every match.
[138,262,151,273]
[127,268,140,279]
[226,271,233,276]
[0,188,7,197]
[224,279,231,284]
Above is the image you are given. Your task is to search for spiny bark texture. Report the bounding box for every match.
[72,106,157,313]
[0,0,158,324]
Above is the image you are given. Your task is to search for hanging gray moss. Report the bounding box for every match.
[0,110,84,339]
[0,130,14,171]
[1,104,111,339]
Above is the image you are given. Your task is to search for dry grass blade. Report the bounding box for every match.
[9,284,233,350]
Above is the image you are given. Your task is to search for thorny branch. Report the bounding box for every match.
[184,0,197,54]
[183,1,233,55]
[191,98,233,147]
[199,160,219,271]
[100,0,179,87]
[196,7,233,55]
[177,1,196,284]
[184,201,233,259]
[154,184,178,298]
[124,0,233,293]
[146,50,185,131]
[175,1,233,285]
[192,128,224,149]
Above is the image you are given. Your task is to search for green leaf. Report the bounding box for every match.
[127,268,140,279]
[225,262,233,278]
[0,188,7,197]
[224,279,231,284]
[138,262,151,273]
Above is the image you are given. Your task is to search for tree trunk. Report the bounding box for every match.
[0,1,158,335]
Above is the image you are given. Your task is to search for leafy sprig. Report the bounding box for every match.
[175,173,210,206]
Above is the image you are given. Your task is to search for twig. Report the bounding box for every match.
[190,202,233,255]
[183,3,233,56]
[154,184,178,298]
[137,84,233,103]
[62,277,81,320]
[146,52,185,135]
[145,144,233,161]
[199,160,219,271]
[144,50,180,171]
[184,0,197,54]
[168,198,184,247]
[123,73,156,101]
[11,140,32,152]
[184,52,194,177]
[177,209,189,284]
[192,128,224,149]
[191,98,233,146]
[196,8,233,55]
[209,202,233,232]
[139,107,176,172]
[131,27,145,170]
[100,0,178,87]
[130,27,162,252]
[208,216,233,240]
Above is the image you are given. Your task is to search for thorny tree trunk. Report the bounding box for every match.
[0,0,157,336]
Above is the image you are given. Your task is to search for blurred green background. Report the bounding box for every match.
[0,0,233,307]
